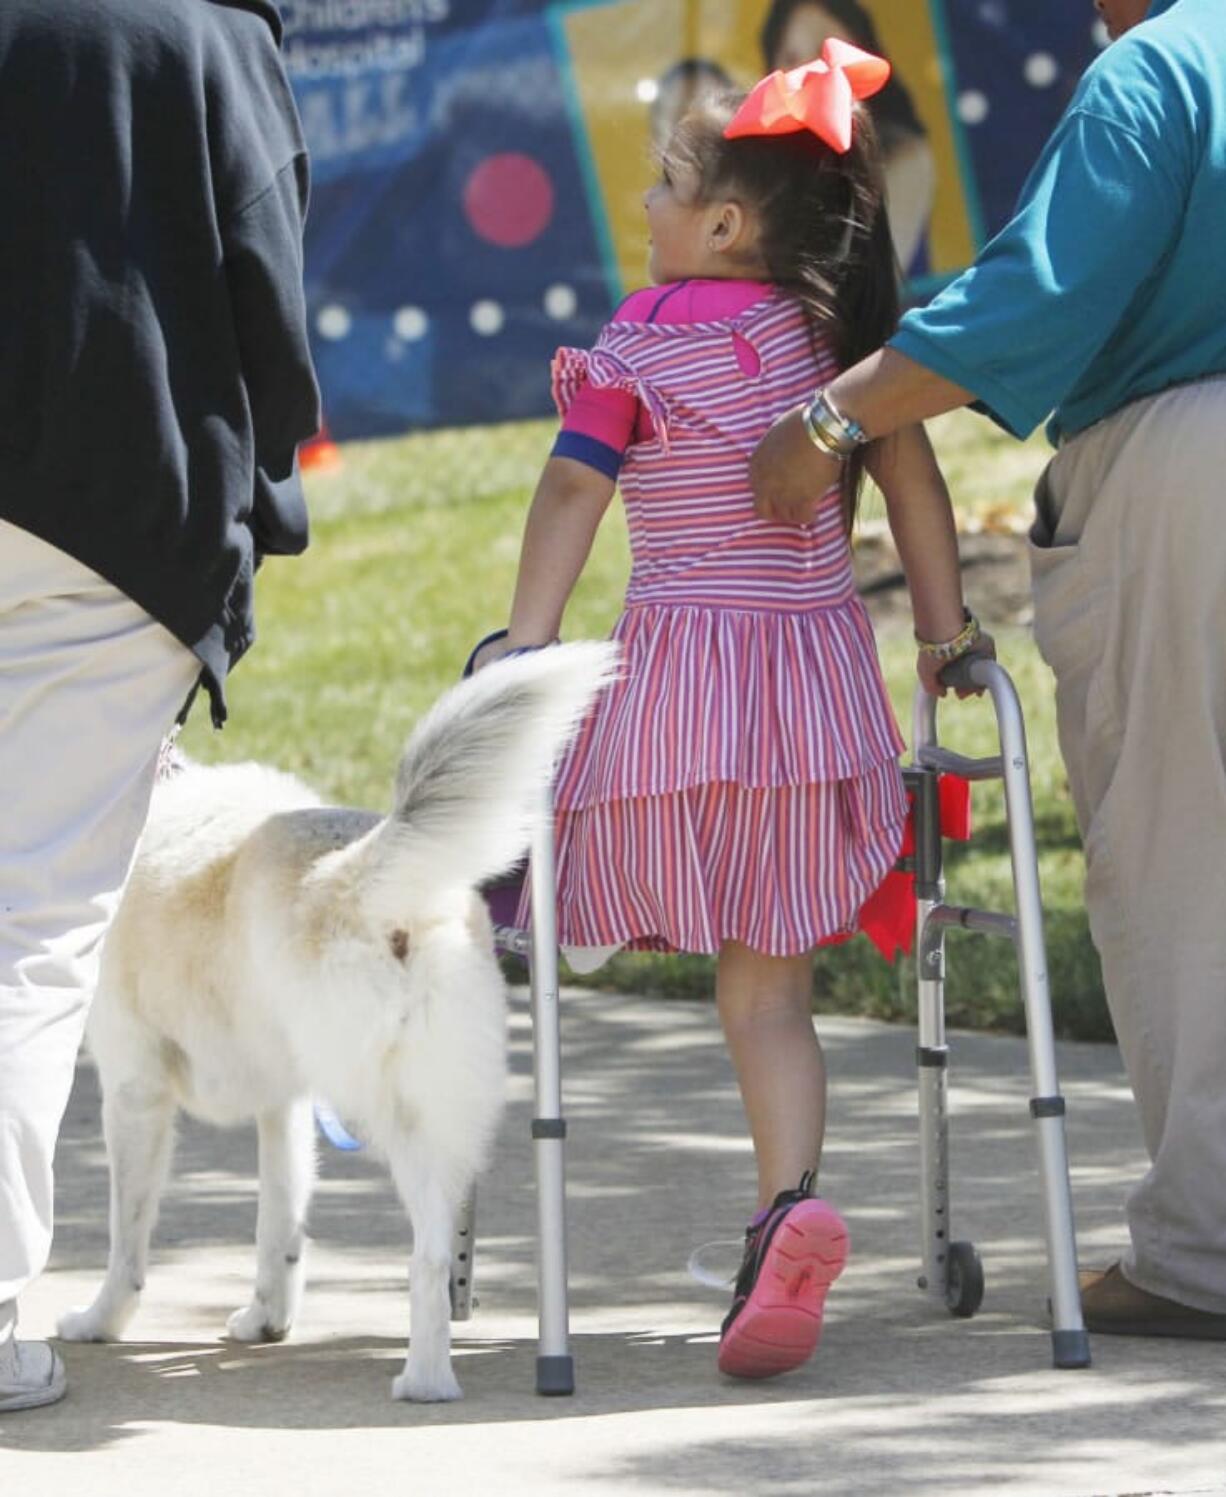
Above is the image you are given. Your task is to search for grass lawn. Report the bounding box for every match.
[181,410,1109,1040]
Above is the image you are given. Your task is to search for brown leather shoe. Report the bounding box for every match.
[1080,1263,1226,1339]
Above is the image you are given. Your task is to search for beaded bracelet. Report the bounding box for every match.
[915,608,982,663]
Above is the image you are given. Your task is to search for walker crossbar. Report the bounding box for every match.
[909,657,1090,1368]
[915,745,1005,782]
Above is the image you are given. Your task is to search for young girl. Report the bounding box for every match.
[476,42,989,1380]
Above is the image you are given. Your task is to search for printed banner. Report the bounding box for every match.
[286,1,1104,438]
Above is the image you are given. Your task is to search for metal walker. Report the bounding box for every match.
[907,654,1089,1368]
[450,655,1092,1389]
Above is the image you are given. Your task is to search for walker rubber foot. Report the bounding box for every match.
[1052,1328,1092,1369]
[536,1354,575,1396]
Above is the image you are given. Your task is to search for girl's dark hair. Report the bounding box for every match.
[759,0,926,149]
[664,95,899,526]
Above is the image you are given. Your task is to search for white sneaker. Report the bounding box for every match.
[0,1335,67,1413]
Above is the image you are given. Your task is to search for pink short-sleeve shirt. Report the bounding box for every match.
[551,279,774,477]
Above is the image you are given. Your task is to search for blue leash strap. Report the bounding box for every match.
[462,630,555,679]
[314,1101,365,1152]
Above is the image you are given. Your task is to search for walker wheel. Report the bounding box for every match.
[945,1241,985,1318]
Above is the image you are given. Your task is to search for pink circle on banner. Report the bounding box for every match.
[463,153,555,248]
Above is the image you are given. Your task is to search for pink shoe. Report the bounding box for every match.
[717,1178,849,1380]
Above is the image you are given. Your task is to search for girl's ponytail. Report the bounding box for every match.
[815,109,900,525]
[668,96,901,530]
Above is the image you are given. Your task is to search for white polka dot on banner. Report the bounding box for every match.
[1092,18,1110,48]
[1024,52,1058,88]
[393,306,429,342]
[316,304,352,340]
[958,91,990,125]
[470,299,505,336]
[636,77,659,104]
[544,284,578,321]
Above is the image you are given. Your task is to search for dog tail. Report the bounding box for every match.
[366,641,618,911]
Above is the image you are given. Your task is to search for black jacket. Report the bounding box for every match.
[0,0,320,723]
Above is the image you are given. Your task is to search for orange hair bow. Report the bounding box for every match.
[723,38,891,154]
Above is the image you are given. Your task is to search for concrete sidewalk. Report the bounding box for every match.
[4,992,1225,1496]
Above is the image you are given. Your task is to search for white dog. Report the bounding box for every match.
[58,643,615,1401]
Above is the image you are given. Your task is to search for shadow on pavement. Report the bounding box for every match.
[10,995,1222,1494]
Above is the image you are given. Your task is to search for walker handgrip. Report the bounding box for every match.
[938,654,993,692]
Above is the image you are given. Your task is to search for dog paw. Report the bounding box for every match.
[225,1304,292,1343]
[391,1366,463,1403]
[57,1306,121,1343]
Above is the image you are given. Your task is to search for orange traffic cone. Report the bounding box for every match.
[300,419,342,473]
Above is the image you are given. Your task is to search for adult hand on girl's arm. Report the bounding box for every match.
[749,409,840,526]
[750,349,972,526]
[472,456,615,673]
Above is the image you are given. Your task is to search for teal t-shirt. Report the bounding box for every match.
[891,0,1226,443]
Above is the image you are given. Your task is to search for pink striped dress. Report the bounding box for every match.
[534,279,908,958]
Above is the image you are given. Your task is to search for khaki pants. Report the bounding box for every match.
[1029,378,1226,1312]
[0,521,199,1323]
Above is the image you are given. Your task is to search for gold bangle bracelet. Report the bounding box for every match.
[801,400,848,459]
[814,389,867,448]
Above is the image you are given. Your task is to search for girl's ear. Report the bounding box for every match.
[707,199,757,260]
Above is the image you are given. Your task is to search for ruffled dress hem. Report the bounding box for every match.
[520,760,910,961]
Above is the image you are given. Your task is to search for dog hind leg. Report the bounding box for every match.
[387,1139,463,1402]
[226,1097,315,1342]
[57,1078,177,1342]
